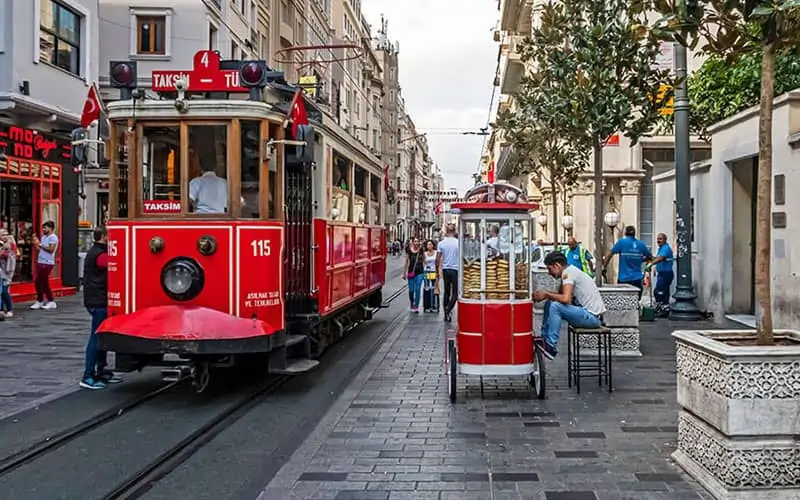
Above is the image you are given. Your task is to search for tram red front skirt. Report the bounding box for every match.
[96,305,281,355]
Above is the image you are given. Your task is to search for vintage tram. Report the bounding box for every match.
[94,51,387,391]
[447,182,546,401]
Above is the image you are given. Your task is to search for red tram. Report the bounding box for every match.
[447,183,546,401]
[95,51,387,391]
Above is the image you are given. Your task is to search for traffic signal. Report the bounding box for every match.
[239,60,284,101]
[109,61,138,99]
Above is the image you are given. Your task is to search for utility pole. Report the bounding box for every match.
[670,36,703,321]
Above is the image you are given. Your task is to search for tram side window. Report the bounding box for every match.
[141,126,181,211]
[485,220,511,300]
[353,166,366,224]
[240,120,260,219]
[331,154,350,221]
[370,174,380,225]
[187,125,228,214]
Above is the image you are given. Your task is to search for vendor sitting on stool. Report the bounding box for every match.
[533,252,606,359]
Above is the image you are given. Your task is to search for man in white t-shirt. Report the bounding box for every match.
[189,160,228,214]
[436,223,459,322]
[31,220,59,310]
[533,252,605,359]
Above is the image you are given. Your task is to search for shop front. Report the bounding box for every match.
[0,124,79,301]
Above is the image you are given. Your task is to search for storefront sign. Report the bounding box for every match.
[143,200,181,214]
[0,125,71,162]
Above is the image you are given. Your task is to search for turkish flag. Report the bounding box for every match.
[288,89,309,138]
[80,85,102,128]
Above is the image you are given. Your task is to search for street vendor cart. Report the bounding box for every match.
[447,182,545,402]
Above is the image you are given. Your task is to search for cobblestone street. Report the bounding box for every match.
[259,309,741,500]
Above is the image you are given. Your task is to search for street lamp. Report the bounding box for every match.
[561,215,574,230]
[671,34,703,320]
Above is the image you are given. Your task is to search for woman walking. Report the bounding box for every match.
[422,240,440,313]
[402,237,425,312]
[0,231,17,318]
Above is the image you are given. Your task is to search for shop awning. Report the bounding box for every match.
[0,92,79,131]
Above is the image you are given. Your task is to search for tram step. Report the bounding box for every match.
[270,358,319,374]
[284,334,307,347]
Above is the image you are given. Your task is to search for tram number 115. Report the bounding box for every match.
[251,239,272,257]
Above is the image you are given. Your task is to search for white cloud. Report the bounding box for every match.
[362,0,499,193]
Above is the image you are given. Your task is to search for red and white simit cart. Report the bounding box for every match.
[447,182,546,402]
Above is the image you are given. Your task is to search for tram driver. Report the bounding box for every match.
[533,252,606,360]
[189,157,228,214]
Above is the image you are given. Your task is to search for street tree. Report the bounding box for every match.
[654,0,800,344]
[508,0,672,283]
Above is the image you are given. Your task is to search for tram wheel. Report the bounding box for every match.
[529,348,546,399]
[447,338,457,403]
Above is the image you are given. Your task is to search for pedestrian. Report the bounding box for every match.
[402,237,424,312]
[80,227,122,389]
[30,220,59,310]
[533,252,606,359]
[601,225,651,299]
[646,232,674,317]
[0,231,17,318]
[422,240,440,313]
[436,224,459,322]
[562,236,595,277]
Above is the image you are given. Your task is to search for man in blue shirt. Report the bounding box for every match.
[602,226,651,298]
[646,232,674,314]
[563,237,594,277]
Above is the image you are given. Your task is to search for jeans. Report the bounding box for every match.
[540,300,602,350]
[35,263,54,302]
[407,274,423,308]
[442,269,458,315]
[1,283,11,312]
[84,307,109,380]
[654,270,674,305]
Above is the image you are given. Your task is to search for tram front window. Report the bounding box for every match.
[141,126,182,205]
[188,125,228,214]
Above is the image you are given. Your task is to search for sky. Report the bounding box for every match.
[362,1,500,195]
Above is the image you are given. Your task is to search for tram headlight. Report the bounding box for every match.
[160,257,204,301]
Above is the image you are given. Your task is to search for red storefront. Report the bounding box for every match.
[0,124,78,301]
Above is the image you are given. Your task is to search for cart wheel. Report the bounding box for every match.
[448,338,457,403]
[529,346,546,399]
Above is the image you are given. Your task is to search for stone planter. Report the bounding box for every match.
[579,284,642,356]
[672,329,800,500]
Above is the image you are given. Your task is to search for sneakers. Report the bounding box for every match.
[4,311,12,318]
[43,302,57,310]
[542,343,558,360]
[29,301,57,310]
[79,378,106,390]
[30,301,43,310]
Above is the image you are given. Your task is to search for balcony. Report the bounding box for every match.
[498,36,525,95]
[498,0,533,33]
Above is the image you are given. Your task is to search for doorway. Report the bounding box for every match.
[730,157,757,314]
[0,181,35,282]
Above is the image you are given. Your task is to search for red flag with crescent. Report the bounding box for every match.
[80,84,103,128]
[287,89,309,138]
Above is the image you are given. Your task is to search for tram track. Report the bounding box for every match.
[0,282,409,500]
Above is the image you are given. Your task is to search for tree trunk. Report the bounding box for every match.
[755,42,775,345]
[551,183,559,244]
[593,138,604,286]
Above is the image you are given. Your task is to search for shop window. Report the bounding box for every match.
[140,126,182,213]
[137,16,166,55]
[240,120,260,218]
[187,125,228,214]
[39,0,82,76]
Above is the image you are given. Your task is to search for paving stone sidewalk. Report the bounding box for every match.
[259,308,745,500]
[0,294,93,420]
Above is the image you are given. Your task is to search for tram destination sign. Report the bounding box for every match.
[151,50,247,93]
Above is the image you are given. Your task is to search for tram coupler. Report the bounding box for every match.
[161,365,191,383]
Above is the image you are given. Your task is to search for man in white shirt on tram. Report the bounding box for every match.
[189,160,228,214]
[533,252,606,360]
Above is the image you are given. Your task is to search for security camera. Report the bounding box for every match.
[174,77,188,92]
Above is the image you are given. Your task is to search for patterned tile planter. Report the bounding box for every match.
[672,330,800,500]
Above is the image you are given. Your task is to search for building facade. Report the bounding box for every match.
[0,0,96,298]
[489,0,709,276]
[374,17,399,238]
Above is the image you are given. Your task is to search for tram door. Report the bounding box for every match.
[283,128,314,319]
